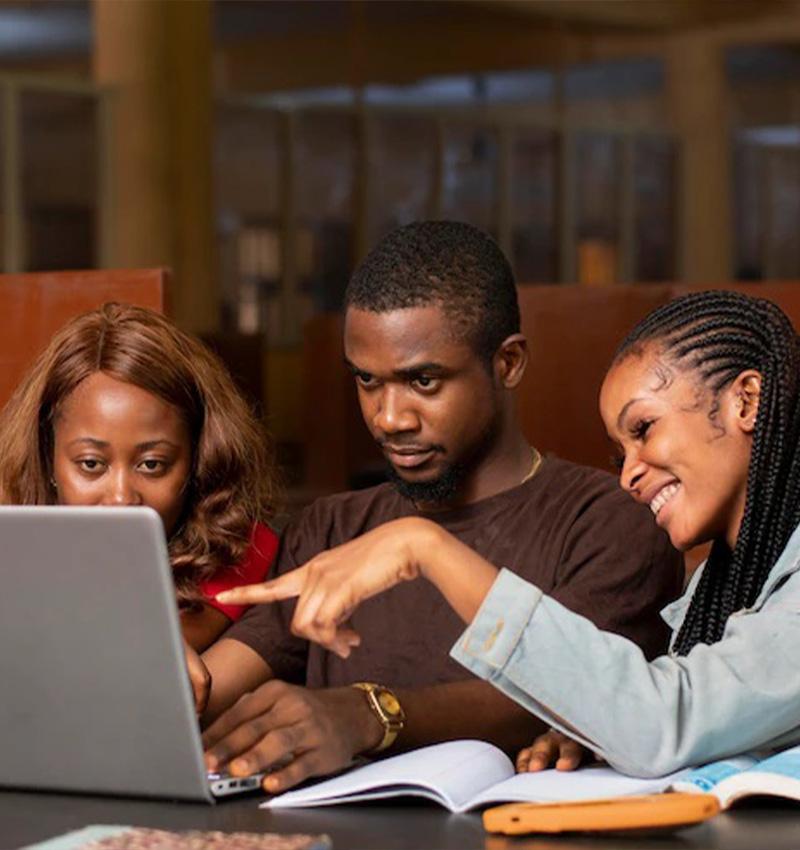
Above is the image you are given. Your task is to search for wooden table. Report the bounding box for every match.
[2,789,799,850]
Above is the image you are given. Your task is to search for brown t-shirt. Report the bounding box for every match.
[228,455,683,687]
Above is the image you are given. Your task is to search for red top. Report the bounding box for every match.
[199,523,278,622]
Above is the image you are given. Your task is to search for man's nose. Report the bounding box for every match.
[372,386,419,435]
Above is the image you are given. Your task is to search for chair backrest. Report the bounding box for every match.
[0,268,168,410]
[303,282,800,492]
[517,281,800,471]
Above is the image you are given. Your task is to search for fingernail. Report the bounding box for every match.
[265,776,279,793]
[215,592,230,602]
[231,758,250,775]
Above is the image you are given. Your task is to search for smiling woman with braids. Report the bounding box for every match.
[0,303,279,654]
[219,289,800,776]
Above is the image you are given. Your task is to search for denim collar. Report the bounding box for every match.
[661,522,800,635]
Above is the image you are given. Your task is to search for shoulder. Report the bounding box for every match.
[538,454,618,492]
[533,455,638,519]
[536,455,678,559]
[205,523,278,589]
[245,523,279,574]
[278,482,409,563]
[197,523,279,622]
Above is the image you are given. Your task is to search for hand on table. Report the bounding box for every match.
[202,680,383,794]
[516,729,591,773]
[183,639,211,716]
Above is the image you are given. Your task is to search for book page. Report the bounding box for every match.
[263,740,514,812]
[468,764,689,811]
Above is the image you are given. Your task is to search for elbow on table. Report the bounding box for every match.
[600,722,691,779]
[606,752,687,779]
[603,729,693,778]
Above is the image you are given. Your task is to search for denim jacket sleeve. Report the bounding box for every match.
[450,539,800,778]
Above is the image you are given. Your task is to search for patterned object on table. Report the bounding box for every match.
[85,830,332,850]
[20,827,332,850]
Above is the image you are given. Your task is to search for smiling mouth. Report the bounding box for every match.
[649,482,681,516]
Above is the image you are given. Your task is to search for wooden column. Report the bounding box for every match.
[92,0,217,333]
[666,33,733,282]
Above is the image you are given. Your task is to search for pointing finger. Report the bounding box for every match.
[216,568,308,605]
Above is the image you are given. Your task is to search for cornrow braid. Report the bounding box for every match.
[615,290,800,656]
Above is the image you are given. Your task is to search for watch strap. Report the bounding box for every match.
[352,682,405,753]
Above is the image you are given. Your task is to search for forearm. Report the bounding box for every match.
[391,680,546,756]
[453,569,800,777]
[181,604,232,653]
[407,520,499,623]
[201,637,274,726]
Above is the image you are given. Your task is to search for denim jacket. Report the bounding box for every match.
[451,523,800,778]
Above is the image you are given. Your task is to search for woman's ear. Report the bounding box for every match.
[493,334,528,389]
[732,370,762,434]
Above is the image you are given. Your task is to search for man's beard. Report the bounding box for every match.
[385,412,500,507]
[386,459,467,505]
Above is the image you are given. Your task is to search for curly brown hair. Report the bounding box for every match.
[0,302,278,603]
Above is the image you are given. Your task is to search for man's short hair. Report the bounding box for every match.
[345,220,520,361]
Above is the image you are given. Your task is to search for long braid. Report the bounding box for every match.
[616,290,800,655]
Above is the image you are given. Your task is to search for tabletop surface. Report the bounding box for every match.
[2,790,800,850]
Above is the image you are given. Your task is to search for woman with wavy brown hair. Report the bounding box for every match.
[0,302,279,651]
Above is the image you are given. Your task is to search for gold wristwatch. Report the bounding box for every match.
[352,682,406,753]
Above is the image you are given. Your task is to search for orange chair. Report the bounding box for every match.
[0,268,168,409]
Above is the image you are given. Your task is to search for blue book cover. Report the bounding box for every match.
[672,745,800,808]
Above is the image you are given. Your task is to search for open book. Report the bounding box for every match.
[672,745,800,809]
[262,740,687,813]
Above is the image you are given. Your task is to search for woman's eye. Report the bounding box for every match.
[631,419,653,440]
[139,459,166,473]
[77,459,104,473]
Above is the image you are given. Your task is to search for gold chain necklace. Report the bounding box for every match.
[520,446,543,485]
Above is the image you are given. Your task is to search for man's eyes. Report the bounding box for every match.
[353,371,442,392]
[411,376,441,393]
[354,371,377,388]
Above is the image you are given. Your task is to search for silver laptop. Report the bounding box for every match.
[0,506,264,802]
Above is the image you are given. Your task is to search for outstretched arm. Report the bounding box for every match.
[216,517,498,655]
[208,518,571,790]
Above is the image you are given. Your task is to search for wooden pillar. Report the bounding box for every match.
[666,33,733,283]
[92,0,217,333]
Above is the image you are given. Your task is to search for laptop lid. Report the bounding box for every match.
[0,506,213,802]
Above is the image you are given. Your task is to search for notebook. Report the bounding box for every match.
[0,506,262,802]
[262,740,689,812]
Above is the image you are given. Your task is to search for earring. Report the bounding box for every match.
[50,477,57,490]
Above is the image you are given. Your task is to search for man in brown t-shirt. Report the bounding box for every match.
[200,221,683,795]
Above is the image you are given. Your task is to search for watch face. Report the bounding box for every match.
[378,690,401,717]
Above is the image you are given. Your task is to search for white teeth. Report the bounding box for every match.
[650,483,681,516]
